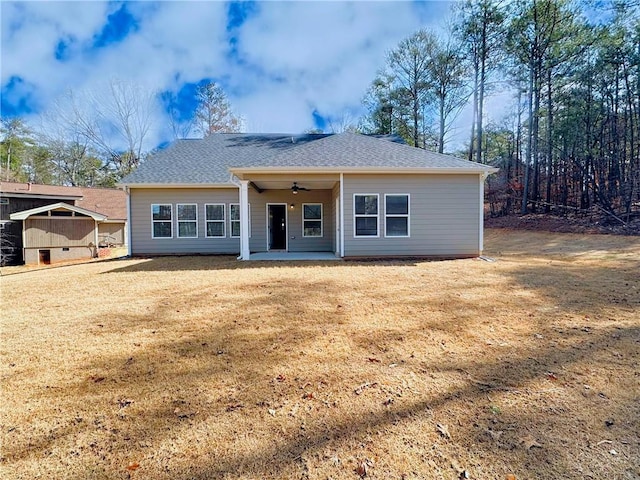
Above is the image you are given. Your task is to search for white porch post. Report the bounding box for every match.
[240,180,250,260]
[94,220,99,258]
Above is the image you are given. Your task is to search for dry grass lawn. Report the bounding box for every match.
[1,229,639,480]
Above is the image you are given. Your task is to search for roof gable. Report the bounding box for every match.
[9,202,107,221]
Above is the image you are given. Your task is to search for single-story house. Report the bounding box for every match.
[119,133,497,260]
[0,182,127,265]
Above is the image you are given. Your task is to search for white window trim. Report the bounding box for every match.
[230,203,250,238]
[151,203,173,239]
[384,194,410,238]
[302,203,323,238]
[205,203,226,238]
[176,203,198,238]
[353,193,379,238]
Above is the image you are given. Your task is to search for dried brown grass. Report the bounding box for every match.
[1,229,639,480]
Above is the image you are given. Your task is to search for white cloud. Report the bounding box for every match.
[1,2,110,104]
[230,1,432,131]
[2,0,467,146]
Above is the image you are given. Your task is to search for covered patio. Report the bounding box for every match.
[248,251,341,261]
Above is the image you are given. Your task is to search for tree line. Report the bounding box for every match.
[360,0,639,221]
[0,81,242,187]
[2,0,638,222]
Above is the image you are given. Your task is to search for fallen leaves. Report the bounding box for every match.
[355,458,375,478]
[436,423,451,439]
[225,403,244,412]
[519,435,543,450]
[354,382,377,395]
[173,407,197,419]
[117,398,134,408]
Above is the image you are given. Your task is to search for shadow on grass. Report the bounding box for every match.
[4,242,639,479]
[99,255,460,273]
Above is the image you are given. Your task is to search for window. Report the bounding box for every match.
[205,204,225,237]
[385,194,410,237]
[0,197,8,205]
[229,204,251,238]
[303,203,323,237]
[177,204,197,238]
[354,194,379,237]
[151,204,172,238]
[230,204,241,238]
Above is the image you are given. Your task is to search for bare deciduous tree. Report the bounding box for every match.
[49,78,158,180]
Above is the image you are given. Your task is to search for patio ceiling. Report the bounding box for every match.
[243,173,340,192]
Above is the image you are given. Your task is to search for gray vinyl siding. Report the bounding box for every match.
[130,187,334,255]
[248,188,333,252]
[342,174,481,257]
[130,188,241,255]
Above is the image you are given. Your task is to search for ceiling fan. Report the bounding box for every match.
[291,182,310,194]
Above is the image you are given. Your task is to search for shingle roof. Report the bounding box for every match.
[76,187,126,220]
[0,181,83,198]
[120,133,494,186]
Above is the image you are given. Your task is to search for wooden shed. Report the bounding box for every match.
[1,182,127,265]
[10,203,106,265]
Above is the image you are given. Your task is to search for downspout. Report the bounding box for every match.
[339,172,345,258]
[125,186,132,257]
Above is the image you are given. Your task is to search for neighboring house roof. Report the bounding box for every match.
[0,182,126,221]
[9,202,107,221]
[76,187,126,221]
[120,132,497,186]
[0,181,82,200]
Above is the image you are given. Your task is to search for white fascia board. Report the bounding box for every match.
[10,202,107,221]
[230,166,498,176]
[117,183,235,189]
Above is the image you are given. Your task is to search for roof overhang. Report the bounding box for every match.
[0,192,81,201]
[10,202,107,221]
[117,183,235,189]
[230,166,499,178]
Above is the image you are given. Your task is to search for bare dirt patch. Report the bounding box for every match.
[1,229,638,479]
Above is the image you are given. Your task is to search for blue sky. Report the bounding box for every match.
[2,1,464,149]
